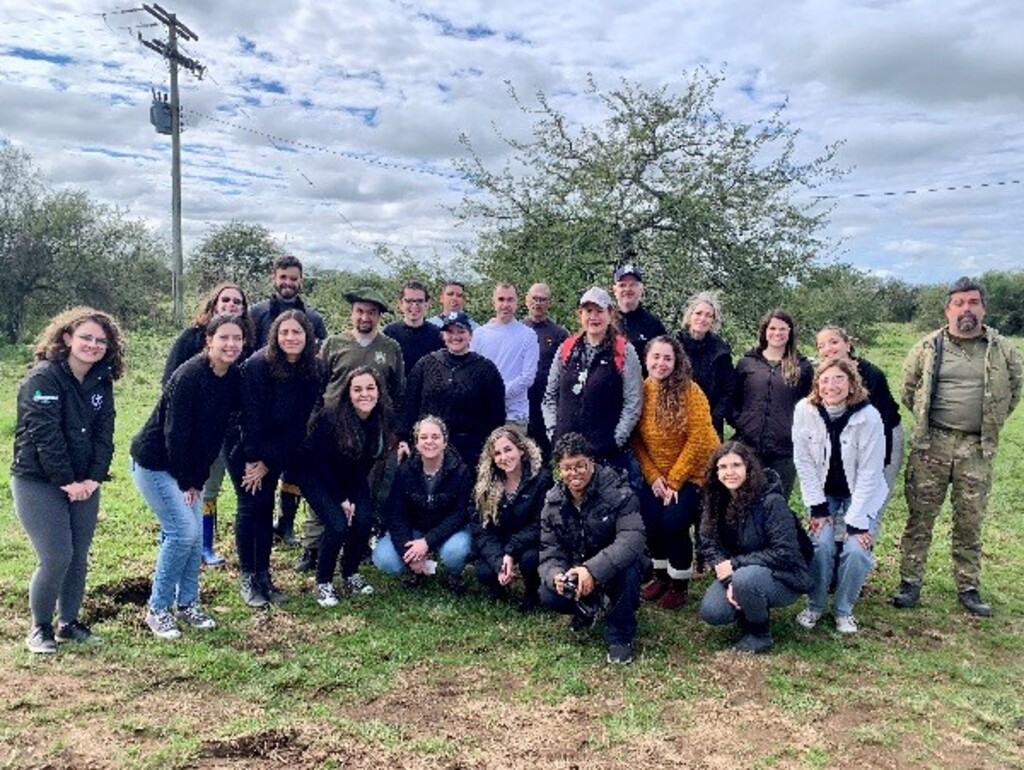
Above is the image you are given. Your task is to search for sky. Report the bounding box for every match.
[1,0,1022,285]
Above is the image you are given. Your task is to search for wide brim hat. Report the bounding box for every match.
[343,287,390,313]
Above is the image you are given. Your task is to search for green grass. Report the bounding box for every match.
[0,322,1023,769]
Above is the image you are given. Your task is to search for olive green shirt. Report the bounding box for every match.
[929,333,986,434]
[321,331,405,409]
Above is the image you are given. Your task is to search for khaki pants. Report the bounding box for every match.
[899,427,992,591]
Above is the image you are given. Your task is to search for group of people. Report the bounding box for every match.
[11,256,1020,663]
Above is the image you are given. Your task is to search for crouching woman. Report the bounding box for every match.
[698,441,811,654]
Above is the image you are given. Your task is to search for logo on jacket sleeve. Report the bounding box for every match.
[32,390,59,403]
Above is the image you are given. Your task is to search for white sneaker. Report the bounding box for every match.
[146,608,182,640]
[344,573,374,595]
[796,608,823,630]
[316,582,339,607]
[835,614,858,634]
[175,604,216,630]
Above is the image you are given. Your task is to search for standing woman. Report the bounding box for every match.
[815,325,904,497]
[630,336,720,609]
[132,315,244,639]
[698,442,811,654]
[372,415,474,595]
[542,287,642,471]
[403,311,505,472]
[792,358,886,634]
[12,308,125,653]
[730,309,813,500]
[677,291,735,439]
[229,310,326,608]
[471,426,550,611]
[162,281,254,567]
[300,366,400,607]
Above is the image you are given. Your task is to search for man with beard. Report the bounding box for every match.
[250,255,329,349]
[295,288,405,571]
[612,265,665,376]
[892,277,1022,616]
[524,283,568,460]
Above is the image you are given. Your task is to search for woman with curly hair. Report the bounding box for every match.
[12,307,125,653]
[698,442,811,654]
[676,291,735,439]
[630,336,719,609]
[730,309,813,500]
[471,425,551,611]
[228,310,326,608]
[162,281,255,566]
[542,287,642,471]
[300,366,400,607]
[792,357,886,635]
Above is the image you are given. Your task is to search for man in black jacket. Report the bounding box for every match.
[612,264,665,373]
[539,433,648,665]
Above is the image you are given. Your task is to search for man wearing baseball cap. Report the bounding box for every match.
[613,264,665,370]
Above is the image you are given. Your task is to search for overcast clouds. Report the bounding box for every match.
[1,0,1022,284]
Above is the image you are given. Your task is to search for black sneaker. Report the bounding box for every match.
[294,547,317,573]
[958,589,992,617]
[56,620,102,645]
[26,623,57,654]
[257,571,289,604]
[606,643,634,665]
[891,580,921,609]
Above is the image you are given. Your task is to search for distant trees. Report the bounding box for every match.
[0,145,169,343]
[186,221,282,300]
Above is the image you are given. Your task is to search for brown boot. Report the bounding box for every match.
[640,570,670,602]
[657,579,689,610]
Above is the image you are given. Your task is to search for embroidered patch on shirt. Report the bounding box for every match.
[91,393,104,410]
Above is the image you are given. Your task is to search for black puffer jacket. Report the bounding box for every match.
[383,449,472,551]
[472,467,550,570]
[12,359,115,485]
[539,465,648,587]
[677,329,735,436]
[855,357,901,466]
[730,348,813,458]
[698,472,811,593]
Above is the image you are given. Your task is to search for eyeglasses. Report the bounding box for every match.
[557,459,592,477]
[73,334,109,347]
[819,375,849,386]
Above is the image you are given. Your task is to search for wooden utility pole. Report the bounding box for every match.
[139,3,203,325]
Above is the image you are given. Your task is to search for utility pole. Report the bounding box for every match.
[139,3,204,325]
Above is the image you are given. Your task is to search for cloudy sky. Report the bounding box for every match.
[1,0,1021,284]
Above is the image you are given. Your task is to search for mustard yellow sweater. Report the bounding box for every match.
[630,379,720,490]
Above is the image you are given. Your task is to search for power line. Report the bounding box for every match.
[0,6,144,26]
[813,179,1023,202]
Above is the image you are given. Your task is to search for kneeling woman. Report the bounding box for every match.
[471,426,550,611]
[300,366,399,607]
[229,310,325,608]
[372,415,473,594]
[132,315,244,639]
[698,442,811,654]
[792,358,886,634]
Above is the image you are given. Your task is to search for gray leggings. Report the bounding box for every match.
[11,475,100,626]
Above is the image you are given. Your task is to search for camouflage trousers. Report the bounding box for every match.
[899,427,993,591]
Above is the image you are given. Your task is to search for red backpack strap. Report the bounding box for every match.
[613,335,626,373]
[559,333,582,364]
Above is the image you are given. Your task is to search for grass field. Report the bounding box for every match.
[1,323,1023,769]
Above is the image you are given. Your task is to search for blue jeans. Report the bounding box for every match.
[807,497,875,617]
[133,461,203,611]
[372,528,472,575]
[699,564,801,626]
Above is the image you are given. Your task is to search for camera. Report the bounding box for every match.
[561,572,579,599]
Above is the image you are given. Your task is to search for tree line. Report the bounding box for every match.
[3,68,1022,347]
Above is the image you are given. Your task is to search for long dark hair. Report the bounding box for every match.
[645,335,692,431]
[701,441,768,537]
[265,309,318,380]
[758,308,801,386]
[193,282,255,348]
[323,366,396,459]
